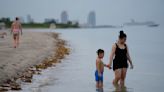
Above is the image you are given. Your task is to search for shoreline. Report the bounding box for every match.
[0,30,70,91]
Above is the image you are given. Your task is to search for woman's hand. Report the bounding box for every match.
[106,64,112,69]
[130,64,134,69]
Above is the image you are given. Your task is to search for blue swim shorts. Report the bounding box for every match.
[95,70,103,82]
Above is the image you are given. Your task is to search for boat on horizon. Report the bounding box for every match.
[147,24,159,27]
[123,19,159,27]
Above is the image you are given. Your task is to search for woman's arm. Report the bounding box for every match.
[19,23,23,35]
[108,44,116,68]
[126,45,133,69]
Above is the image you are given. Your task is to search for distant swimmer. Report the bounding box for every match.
[11,17,22,48]
[107,30,134,88]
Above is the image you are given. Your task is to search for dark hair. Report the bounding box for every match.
[15,17,19,21]
[119,30,126,39]
[97,49,104,55]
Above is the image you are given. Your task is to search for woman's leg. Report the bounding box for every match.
[113,69,121,85]
[13,34,16,48]
[120,68,127,87]
[16,34,19,47]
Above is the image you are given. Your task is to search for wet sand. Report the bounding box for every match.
[0,30,57,84]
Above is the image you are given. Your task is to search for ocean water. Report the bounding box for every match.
[10,26,164,92]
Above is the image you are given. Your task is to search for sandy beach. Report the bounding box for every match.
[0,30,57,84]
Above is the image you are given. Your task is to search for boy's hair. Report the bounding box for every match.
[97,49,104,55]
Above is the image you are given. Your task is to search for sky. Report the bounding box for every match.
[0,0,164,25]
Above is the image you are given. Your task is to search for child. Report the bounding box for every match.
[95,49,106,89]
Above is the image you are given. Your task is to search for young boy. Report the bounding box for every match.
[95,49,106,89]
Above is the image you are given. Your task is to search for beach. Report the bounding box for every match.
[0,30,61,84]
[15,27,163,92]
[0,27,163,92]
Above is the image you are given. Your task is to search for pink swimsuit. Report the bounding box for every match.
[13,25,20,34]
[13,29,20,32]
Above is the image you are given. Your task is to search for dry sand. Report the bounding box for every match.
[0,30,57,84]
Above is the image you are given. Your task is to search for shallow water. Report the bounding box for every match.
[10,26,164,92]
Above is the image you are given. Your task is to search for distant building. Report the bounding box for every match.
[79,23,88,28]
[0,22,5,30]
[26,15,34,23]
[87,11,96,27]
[55,19,59,24]
[61,11,69,24]
[18,16,25,23]
[44,18,57,24]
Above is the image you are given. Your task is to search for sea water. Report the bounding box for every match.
[10,26,164,92]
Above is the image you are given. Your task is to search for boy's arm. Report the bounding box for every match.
[103,63,107,67]
[96,59,101,76]
[104,63,109,67]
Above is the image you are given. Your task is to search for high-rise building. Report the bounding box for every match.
[87,11,96,27]
[44,18,57,24]
[61,11,68,24]
[26,15,34,23]
[18,16,25,23]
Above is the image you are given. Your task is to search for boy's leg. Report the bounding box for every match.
[99,81,103,88]
[96,81,99,88]
[95,70,100,89]
[99,73,103,88]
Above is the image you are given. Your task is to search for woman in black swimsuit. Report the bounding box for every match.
[108,30,133,88]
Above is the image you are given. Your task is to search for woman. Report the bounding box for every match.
[11,17,23,48]
[108,30,133,88]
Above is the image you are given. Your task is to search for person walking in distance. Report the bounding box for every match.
[11,17,22,48]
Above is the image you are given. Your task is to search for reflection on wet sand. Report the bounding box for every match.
[112,85,133,92]
[96,86,133,92]
[96,88,103,92]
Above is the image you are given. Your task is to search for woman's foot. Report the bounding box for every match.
[16,41,19,47]
[14,46,16,48]
[120,86,127,92]
[120,85,126,89]
[112,80,119,87]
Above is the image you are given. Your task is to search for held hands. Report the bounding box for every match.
[104,64,112,70]
[107,64,112,69]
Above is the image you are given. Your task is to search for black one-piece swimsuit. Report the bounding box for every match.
[113,43,128,71]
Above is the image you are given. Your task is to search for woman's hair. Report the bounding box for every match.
[15,17,19,21]
[119,30,127,39]
[97,49,104,55]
